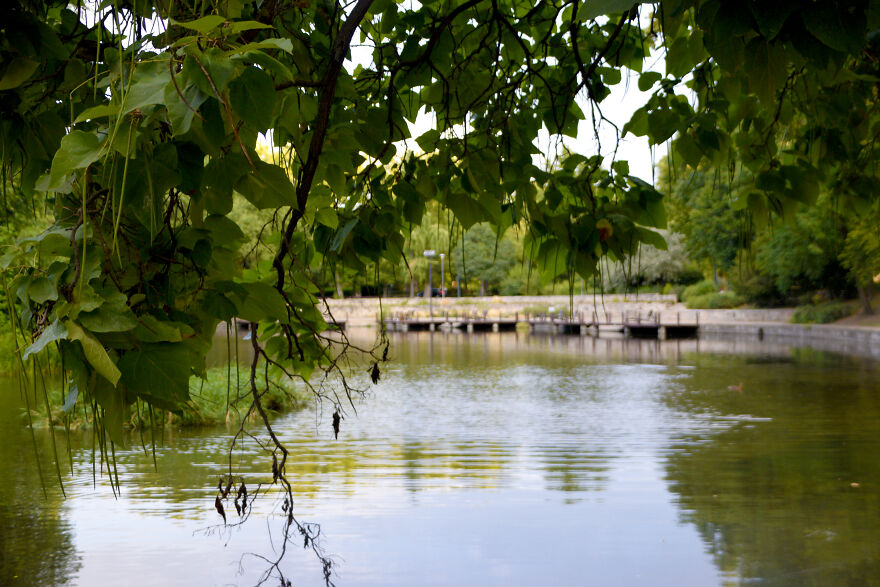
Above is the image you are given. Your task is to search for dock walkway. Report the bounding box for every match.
[383,310,699,339]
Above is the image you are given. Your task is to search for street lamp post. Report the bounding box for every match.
[439,253,445,299]
[424,250,436,318]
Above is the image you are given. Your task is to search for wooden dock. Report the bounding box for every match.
[382,310,699,339]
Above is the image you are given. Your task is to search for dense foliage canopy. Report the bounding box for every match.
[1,0,878,581]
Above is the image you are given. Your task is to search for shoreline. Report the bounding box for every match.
[322,295,880,358]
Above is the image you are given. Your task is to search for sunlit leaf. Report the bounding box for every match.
[67,321,121,386]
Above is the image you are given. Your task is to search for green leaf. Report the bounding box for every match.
[186,47,235,96]
[202,290,238,321]
[749,1,796,40]
[638,71,662,92]
[133,315,184,343]
[93,375,127,446]
[622,107,649,137]
[446,192,484,229]
[28,277,58,304]
[801,3,865,54]
[62,385,79,413]
[744,38,788,103]
[597,66,621,85]
[315,207,339,229]
[229,67,276,131]
[67,321,121,386]
[74,104,120,124]
[46,131,105,191]
[172,15,226,34]
[330,218,359,251]
[202,153,250,214]
[23,319,68,361]
[240,38,294,53]
[234,282,289,323]
[204,214,246,246]
[638,227,667,250]
[231,49,293,82]
[225,20,274,34]
[121,60,172,114]
[118,343,192,410]
[0,57,39,90]
[77,286,138,333]
[647,110,680,144]
[416,129,441,152]
[236,160,297,209]
[115,144,181,231]
[756,169,786,193]
[163,79,208,135]
[674,134,703,167]
[190,238,213,268]
[580,0,641,20]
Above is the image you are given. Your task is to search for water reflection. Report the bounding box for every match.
[0,384,80,585]
[662,351,880,585]
[3,332,880,585]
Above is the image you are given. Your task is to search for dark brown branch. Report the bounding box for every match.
[272,0,376,292]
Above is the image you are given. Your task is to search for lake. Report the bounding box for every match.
[2,331,879,585]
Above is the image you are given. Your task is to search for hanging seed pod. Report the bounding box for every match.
[332,410,341,439]
[214,496,226,524]
[369,362,380,384]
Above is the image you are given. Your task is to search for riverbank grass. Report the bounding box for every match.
[24,366,310,430]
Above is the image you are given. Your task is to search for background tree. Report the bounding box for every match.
[665,164,747,284]
[453,223,516,296]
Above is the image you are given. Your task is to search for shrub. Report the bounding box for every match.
[681,279,716,302]
[685,291,744,309]
[728,269,785,307]
[791,301,855,324]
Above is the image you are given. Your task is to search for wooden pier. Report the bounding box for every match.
[382,310,699,339]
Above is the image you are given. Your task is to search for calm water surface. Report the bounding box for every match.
[2,332,879,586]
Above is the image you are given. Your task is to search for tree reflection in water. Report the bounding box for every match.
[663,350,880,585]
[0,383,80,585]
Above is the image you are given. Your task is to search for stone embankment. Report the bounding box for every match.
[324,294,795,327]
[324,295,880,357]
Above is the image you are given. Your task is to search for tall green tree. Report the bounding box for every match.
[665,163,747,282]
[453,223,516,295]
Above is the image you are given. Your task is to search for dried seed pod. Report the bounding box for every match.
[332,410,341,439]
[214,496,226,524]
